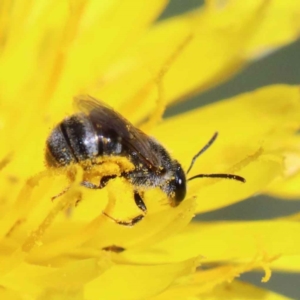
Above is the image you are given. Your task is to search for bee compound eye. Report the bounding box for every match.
[171,165,186,206]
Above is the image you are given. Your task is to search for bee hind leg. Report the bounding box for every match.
[51,174,117,203]
[52,175,113,200]
[102,191,147,227]
[81,174,117,189]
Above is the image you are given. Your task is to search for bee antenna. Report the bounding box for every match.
[186,132,218,174]
[188,173,246,183]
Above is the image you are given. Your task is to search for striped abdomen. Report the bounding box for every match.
[45,113,124,167]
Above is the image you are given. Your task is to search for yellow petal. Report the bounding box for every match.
[48,0,168,115]
[1,3,300,299]
[244,0,300,59]
[0,256,112,298]
[152,85,300,212]
[270,256,300,272]
[153,85,300,157]
[96,1,300,124]
[0,176,195,265]
[191,152,282,213]
[0,0,167,129]
[30,199,195,264]
[0,287,23,300]
[198,280,292,300]
[124,221,300,270]
[0,0,168,187]
[84,257,198,300]
[263,134,300,199]
[0,173,197,299]
[267,172,300,200]
[1,0,170,180]
[152,273,291,300]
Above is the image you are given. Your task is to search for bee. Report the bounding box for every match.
[46,95,245,226]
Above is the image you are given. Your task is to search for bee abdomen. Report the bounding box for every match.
[46,113,127,168]
[46,113,98,167]
[97,128,123,157]
[45,126,75,167]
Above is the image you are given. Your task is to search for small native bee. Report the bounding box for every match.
[46,95,245,226]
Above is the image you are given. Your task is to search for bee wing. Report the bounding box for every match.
[74,95,161,170]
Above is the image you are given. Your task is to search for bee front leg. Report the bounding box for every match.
[51,186,70,201]
[102,191,147,227]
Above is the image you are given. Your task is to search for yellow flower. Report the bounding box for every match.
[0,0,300,299]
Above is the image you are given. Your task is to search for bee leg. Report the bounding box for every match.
[102,211,144,227]
[52,173,116,201]
[53,175,116,202]
[81,175,117,189]
[51,186,70,201]
[102,245,126,253]
[99,175,118,188]
[102,191,147,227]
[133,191,147,213]
[51,169,77,202]
[80,181,99,189]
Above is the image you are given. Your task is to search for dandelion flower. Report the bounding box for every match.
[0,1,300,299]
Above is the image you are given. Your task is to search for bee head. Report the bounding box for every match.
[159,132,246,208]
[162,161,186,207]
